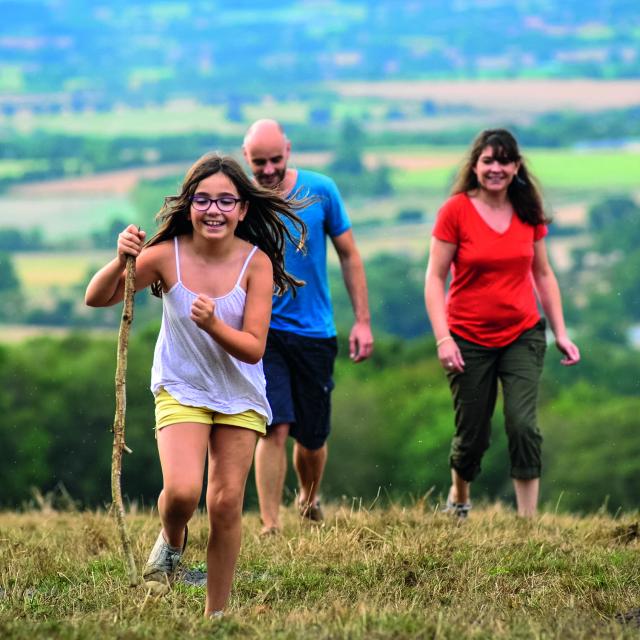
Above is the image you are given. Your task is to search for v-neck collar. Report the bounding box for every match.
[465,193,514,236]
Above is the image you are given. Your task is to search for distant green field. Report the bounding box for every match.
[0,159,49,178]
[392,148,640,193]
[6,101,310,138]
[0,324,116,343]
[9,105,235,137]
[1,146,636,249]
[1,99,491,139]
[527,150,640,189]
[392,166,456,193]
[1,195,137,239]
[13,251,112,296]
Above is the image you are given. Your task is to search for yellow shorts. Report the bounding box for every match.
[154,388,267,435]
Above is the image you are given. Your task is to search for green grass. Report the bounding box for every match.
[1,504,639,639]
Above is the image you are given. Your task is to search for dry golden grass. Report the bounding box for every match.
[1,502,639,639]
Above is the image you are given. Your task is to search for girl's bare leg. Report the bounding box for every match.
[156,422,210,547]
[205,425,257,615]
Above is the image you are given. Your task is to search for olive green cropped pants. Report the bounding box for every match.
[447,320,547,482]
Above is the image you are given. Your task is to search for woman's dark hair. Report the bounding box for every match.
[145,153,308,297]
[451,128,550,225]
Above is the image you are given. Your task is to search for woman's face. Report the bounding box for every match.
[473,145,520,195]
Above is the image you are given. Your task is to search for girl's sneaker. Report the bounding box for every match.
[143,527,188,593]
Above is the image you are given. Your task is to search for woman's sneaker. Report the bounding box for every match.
[444,496,472,520]
[143,527,188,594]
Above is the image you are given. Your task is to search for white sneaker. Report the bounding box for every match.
[143,527,188,592]
[443,496,472,519]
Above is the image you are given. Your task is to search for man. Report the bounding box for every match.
[243,119,374,534]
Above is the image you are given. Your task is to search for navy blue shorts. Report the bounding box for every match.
[263,328,338,450]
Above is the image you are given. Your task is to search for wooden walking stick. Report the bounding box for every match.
[112,254,139,586]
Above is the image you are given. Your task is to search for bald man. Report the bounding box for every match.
[243,119,374,533]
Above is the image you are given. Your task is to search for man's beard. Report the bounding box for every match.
[257,167,286,188]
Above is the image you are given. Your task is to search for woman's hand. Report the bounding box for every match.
[437,337,465,373]
[191,294,218,332]
[555,335,580,366]
[117,224,146,261]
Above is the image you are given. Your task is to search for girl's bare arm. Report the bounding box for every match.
[85,225,164,307]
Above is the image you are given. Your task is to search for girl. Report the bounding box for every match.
[424,129,580,519]
[85,153,306,616]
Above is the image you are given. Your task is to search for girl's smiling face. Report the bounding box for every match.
[473,145,521,195]
[189,171,247,239]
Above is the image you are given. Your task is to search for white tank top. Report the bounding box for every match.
[150,237,272,422]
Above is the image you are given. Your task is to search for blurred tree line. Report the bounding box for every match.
[2,191,640,513]
[1,327,639,514]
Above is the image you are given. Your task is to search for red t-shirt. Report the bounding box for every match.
[432,192,548,347]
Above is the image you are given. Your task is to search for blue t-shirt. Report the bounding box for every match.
[271,169,351,338]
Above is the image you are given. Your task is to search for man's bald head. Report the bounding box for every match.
[243,119,287,147]
[243,119,291,190]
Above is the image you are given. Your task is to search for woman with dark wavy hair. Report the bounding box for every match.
[85,152,307,616]
[425,129,579,519]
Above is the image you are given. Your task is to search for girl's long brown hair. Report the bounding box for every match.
[145,153,308,297]
[451,128,550,226]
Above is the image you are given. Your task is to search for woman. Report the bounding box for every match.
[424,129,580,518]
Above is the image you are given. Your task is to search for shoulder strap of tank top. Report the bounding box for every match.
[173,236,182,283]
[235,245,259,287]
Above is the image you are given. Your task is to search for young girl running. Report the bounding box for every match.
[85,153,306,616]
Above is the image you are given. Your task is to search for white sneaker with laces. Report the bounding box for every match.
[143,527,187,593]
[444,496,472,519]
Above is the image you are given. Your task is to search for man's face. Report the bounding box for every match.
[244,137,290,189]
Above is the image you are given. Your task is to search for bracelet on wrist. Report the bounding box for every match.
[436,335,453,348]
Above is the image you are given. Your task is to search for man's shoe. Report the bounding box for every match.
[143,526,188,594]
[299,500,324,523]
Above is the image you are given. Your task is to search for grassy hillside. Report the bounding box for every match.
[1,503,639,639]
